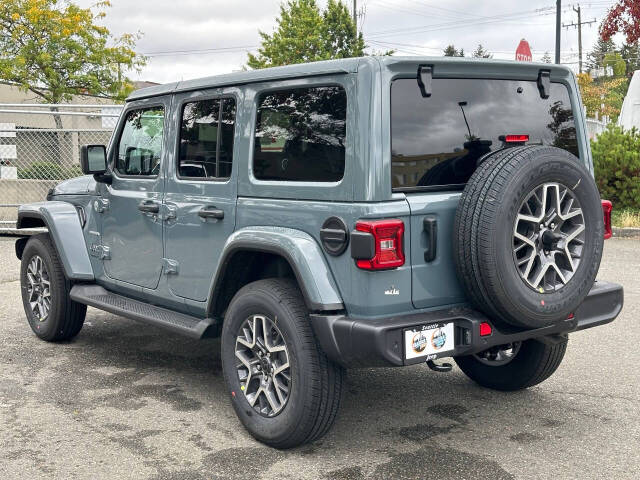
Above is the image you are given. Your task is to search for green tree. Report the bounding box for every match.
[247,0,365,69]
[471,44,492,58]
[620,42,640,75]
[443,45,464,57]
[604,51,627,76]
[541,51,552,64]
[586,37,616,71]
[0,0,145,126]
[592,124,640,209]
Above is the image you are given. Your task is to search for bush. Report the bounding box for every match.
[591,124,640,209]
[18,161,82,180]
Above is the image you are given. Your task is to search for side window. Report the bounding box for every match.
[253,86,346,182]
[116,106,165,176]
[178,97,236,179]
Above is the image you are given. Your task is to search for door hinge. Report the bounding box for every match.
[93,198,110,213]
[161,204,177,222]
[89,244,110,260]
[162,258,179,275]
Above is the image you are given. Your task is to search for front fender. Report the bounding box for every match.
[17,202,94,281]
[211,226,344,312]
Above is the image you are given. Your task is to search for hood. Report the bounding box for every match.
[51,175,97,196]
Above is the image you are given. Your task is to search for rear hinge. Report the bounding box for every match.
[537,69,551,99]
[417,64,433,97]
[93,198,110,213]
[89,244,110,260]
[162,258,179,275]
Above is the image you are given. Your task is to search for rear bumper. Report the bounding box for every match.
[310,281,624,368]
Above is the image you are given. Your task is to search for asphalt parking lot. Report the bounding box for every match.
[0,236,638,480]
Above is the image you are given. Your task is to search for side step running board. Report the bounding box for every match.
[70,284,217,339]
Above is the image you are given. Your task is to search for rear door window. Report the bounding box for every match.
[391,78,579,190]
[178,97,236,179]
[253,86,347,182]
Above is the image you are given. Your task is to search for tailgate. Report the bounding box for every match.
[405,192,466,309]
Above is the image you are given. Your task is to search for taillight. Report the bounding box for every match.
[355,219,405,270]
[504,134,529,143]
[602,199,612,240]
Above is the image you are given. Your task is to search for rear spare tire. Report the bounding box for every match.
[454,146,603,329]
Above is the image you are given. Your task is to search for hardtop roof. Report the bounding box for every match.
[127,57,363,101]
[127,56,574,102]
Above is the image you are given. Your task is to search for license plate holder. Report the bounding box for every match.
[404,322,455,360]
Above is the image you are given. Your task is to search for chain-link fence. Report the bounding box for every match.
[0,103,121,230]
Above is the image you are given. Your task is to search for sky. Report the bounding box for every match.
[76,0,622,84]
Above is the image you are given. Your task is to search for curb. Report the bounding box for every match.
[612,227,640,238]
[0,227,46,236]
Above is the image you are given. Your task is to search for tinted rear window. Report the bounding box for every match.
[253,86,346,182]
[391,78,579,190]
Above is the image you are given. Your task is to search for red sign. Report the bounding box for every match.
[515,39,532,62]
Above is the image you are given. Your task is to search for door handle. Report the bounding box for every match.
[138,200,160,214]
[423,215,437,262]
[198,206,224,220]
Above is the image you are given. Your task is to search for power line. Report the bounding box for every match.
[366,6,556,38]
[142,45,257,57]
[563,4,597,72]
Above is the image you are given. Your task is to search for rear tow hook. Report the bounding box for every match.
[426,359,453,372]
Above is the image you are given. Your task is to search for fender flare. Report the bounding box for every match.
[16,202,94,281]
[209,226,344,313]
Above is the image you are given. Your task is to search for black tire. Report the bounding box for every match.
[221,278,344,449]
[455,336,568,391]
[454,146,604,329]
[20,233,86,342]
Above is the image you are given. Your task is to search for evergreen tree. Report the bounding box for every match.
[587,37,617,71]
[620,42,640,75]
[443,45,464,57]
[472,44,492,58]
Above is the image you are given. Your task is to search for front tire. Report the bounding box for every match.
[221,278,343,449]
[20,233,86,342]
[455,336,568,391]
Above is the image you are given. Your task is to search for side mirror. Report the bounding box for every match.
[80,145,107,174]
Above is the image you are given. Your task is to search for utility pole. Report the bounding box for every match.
[555,0,561,64]
[563,4,596,73]
[353,0,357,36]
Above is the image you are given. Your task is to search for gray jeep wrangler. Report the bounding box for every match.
[14,57,623,449]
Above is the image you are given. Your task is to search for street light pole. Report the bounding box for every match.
[555,0,562,64]
[353,0,357,36]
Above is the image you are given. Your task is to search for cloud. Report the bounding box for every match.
[75,0,615,84]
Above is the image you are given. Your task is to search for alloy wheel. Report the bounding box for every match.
[512,182,586,293]
[235,314,291,417]
[26,255,51,322]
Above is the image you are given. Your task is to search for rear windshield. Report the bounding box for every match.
[391,78,579,190]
